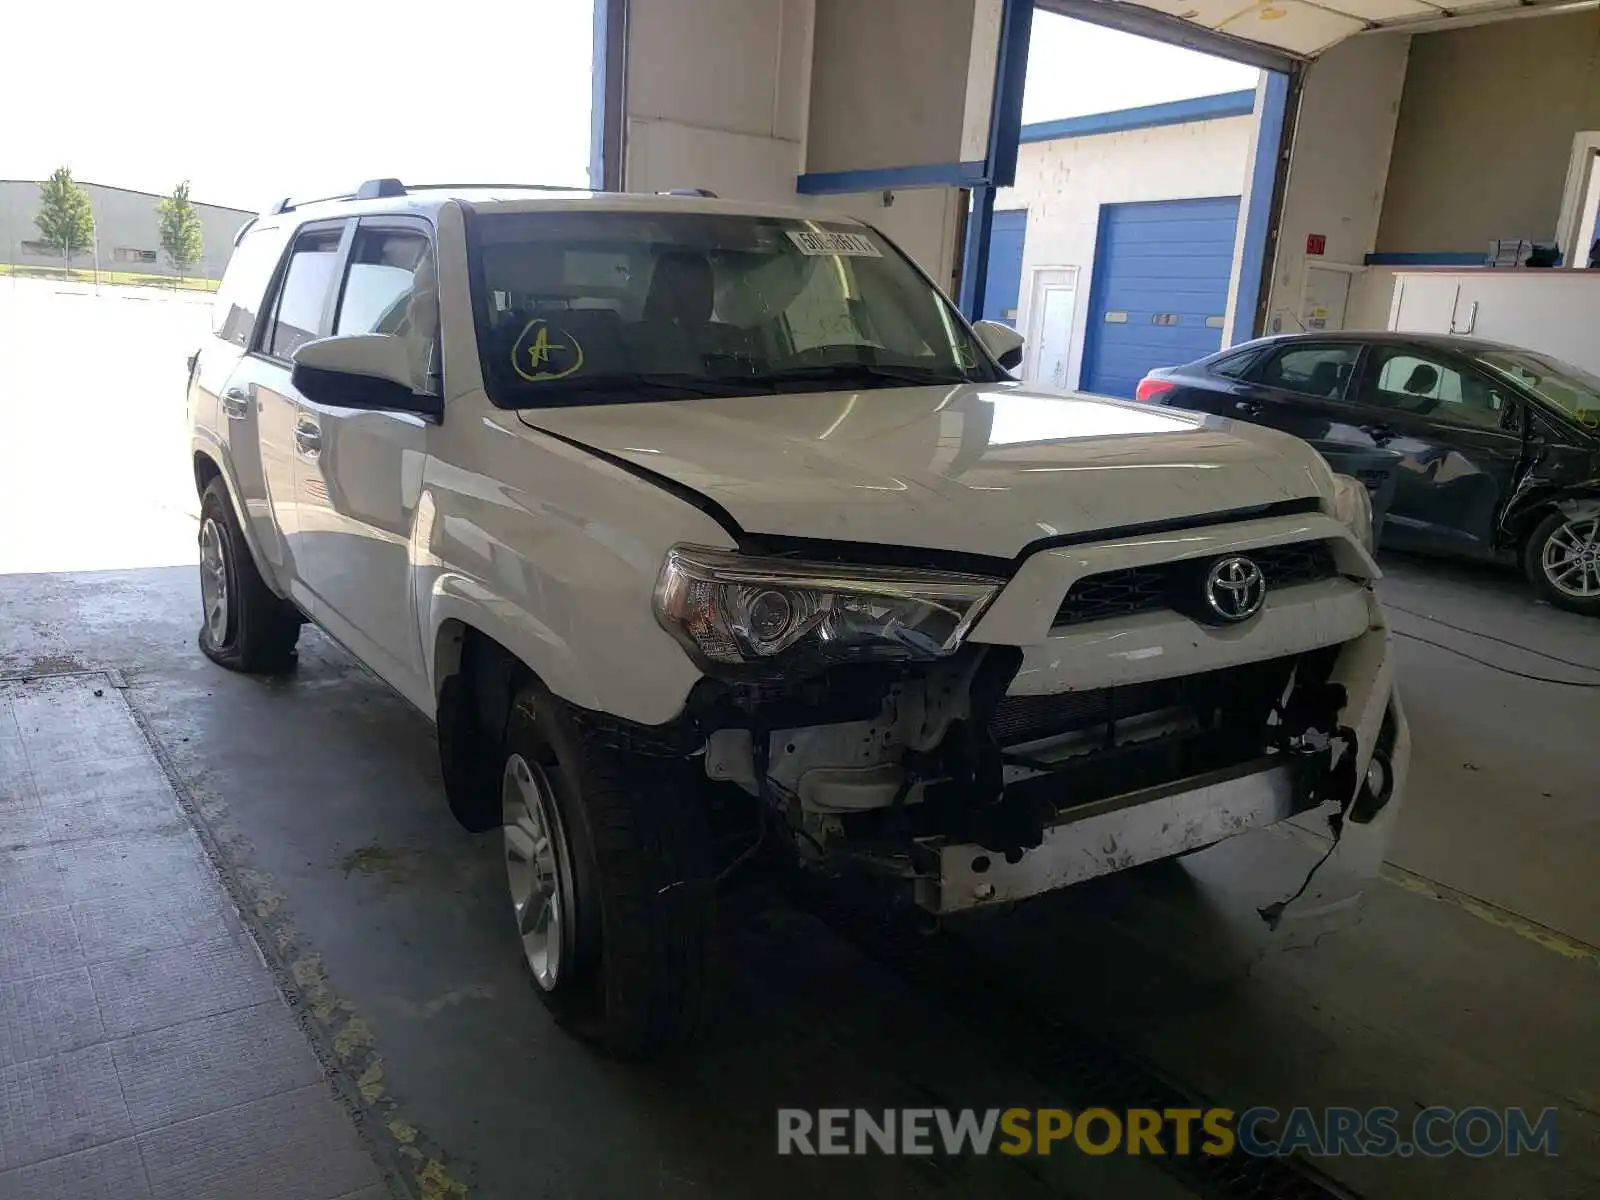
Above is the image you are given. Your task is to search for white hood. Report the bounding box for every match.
[519,383,1335,558]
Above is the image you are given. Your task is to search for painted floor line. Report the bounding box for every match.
[1284,823,1600,969]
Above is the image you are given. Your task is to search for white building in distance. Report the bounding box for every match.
[1,179,253,281]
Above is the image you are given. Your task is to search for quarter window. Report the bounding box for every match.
[212,224,289,348]
[1256,344,1361,399]
[265,228,344,361]
[1211,349,1260,379]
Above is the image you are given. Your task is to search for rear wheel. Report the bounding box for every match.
[1524,510,1600,616]
[501,682,711,1057]
[197,476,301,673]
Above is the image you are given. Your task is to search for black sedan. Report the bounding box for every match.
[1135,332,1600,615]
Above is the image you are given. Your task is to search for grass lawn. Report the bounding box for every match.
[0,263,220,291]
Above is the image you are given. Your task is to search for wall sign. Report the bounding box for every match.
[1306,233,1327,256]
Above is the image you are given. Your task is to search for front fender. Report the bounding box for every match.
[426,573,601,712]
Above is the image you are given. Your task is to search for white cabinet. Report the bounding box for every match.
[1389,269,1600,371]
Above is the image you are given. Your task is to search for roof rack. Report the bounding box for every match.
[268,191,355,215]
[268,178,592,215]
[385,180,593,195]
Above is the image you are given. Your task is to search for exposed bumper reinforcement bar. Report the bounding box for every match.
[916,759,1303,914]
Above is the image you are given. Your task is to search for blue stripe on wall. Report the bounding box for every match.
[796,161,988,195]
[1363,251,1488,266]
[1019,90,1257,145]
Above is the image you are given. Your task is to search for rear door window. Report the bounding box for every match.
[1253,344,1362,400]
[262,225,346,361]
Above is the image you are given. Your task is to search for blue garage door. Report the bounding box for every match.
[981,209,1028,327]
[1081,197,1240,398]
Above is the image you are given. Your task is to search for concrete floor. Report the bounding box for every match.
[2,282,1598,1199]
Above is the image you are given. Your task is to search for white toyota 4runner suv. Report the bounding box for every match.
[188,180,1408,1056]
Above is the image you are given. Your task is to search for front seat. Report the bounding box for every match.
[633,252,717,373]
[643,252,714,325]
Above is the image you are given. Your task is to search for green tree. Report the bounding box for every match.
[158,180,204,285]
[34,166,96,273]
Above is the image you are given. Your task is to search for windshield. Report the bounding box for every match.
[468,211,1001,407]
[1473,347,1600,431]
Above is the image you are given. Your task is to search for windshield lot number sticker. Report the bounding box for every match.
[787,230,882,257]
[511,319,585,382]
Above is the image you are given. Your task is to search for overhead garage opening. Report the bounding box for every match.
[969,0,1600,400]
[978,8,1278,396]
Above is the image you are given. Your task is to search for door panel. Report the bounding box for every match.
[1024,269,1077,388]
[295,220,438,698]
[1235,342,1373,451]
[222,356,304,582]
[247,220,351,610]
[1351,347,1524,555]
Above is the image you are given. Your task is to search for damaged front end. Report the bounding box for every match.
[655,520,1407,918]
[691,630,1404,916]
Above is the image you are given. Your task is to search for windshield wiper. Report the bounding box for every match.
[751,363,974,389]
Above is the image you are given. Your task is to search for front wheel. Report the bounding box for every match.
[1524,510,1600,616]
[501,682,711,1057]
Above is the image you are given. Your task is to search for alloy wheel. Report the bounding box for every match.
[1541,516,1600,599]
[503,753,570,991]
[199,517,230,645]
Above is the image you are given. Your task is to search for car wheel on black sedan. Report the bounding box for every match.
[1524,510,1600,616]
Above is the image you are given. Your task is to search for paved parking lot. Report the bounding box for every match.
[2,283,1597,1199]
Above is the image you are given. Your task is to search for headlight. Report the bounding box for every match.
[1331,473,1375,554]
[653,546,1001,668]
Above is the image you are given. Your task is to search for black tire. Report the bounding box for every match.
[197,475,301,673]
[501,681,711,1057]
[1522,510,1600,617]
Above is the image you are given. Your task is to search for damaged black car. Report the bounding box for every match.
[1134,331,1600,615]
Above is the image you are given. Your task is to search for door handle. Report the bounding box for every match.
[220,387,251,420]
[1236,398,1264,417]
[294,418,322,457]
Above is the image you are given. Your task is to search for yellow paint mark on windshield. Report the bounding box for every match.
[511,318,584,382]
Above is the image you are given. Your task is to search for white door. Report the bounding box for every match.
[243,218,350,606]
[1023,268,1078,388]
[296,218,438,703]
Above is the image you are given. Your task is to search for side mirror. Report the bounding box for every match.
[973,320,1025,372]
[291,334,442,421]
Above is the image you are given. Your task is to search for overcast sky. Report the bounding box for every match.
[1,5,1253,213]
[1023,12,1259,122]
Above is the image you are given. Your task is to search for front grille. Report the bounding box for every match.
[1053,541,1339,628]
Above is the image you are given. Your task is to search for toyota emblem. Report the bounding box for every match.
[1203,555,1267,623]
